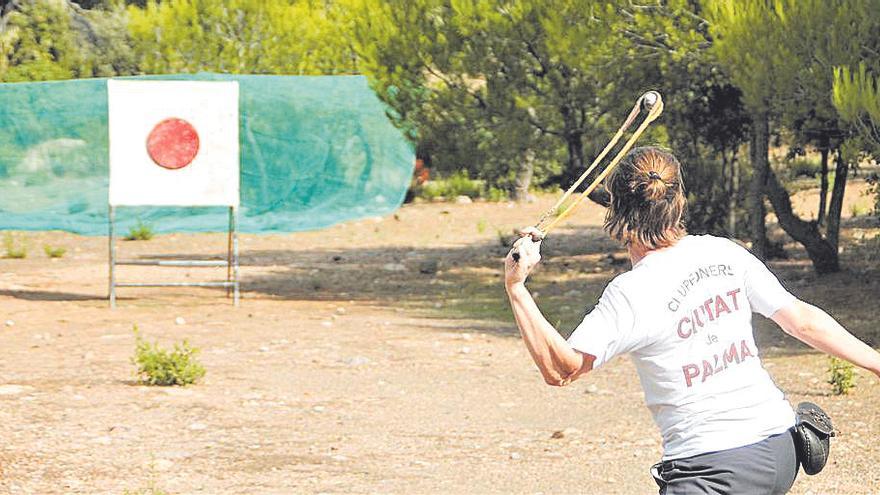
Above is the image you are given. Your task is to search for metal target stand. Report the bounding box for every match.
[108,206,240,308]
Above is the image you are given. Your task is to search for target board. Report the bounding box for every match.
[108,80,240,206]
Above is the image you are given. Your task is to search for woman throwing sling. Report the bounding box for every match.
[504,146,880,494]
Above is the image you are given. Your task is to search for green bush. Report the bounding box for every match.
[554,200,575,219]
[123,457,171,495]
[787,157,822,179]
[3,233,27,259]
[133,327,205,386]
[415,171,509,202]
[850,202,867,217]
[126,221,155,241]
[827,356,856,395]
[445,171,483,198]
[123,486,169,495]
[419,171,482,199]
[43,245,66,258]
[484,186,508,202]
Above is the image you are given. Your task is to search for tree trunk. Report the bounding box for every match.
[728,151,739,236]
[764,169,840,273]
[748,113,770,259]
[512,150,535,202]
[825,151,849,252]
[567,133,610,207]
[817,147,830,227]
[720,150,729,190]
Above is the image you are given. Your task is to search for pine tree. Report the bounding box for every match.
[709,0,878,273]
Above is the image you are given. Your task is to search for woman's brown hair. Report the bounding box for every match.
[604,146,687,249]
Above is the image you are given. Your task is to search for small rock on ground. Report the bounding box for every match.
[345,356,371,367]
[418,260,439,275]
[382,263,407,272]
[0,384,31,395]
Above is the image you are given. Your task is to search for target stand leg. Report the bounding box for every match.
[227,206,233,299]
[232,206,240,307]
[109,206,117,309]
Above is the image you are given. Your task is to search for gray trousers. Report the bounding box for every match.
[651,429,799,494]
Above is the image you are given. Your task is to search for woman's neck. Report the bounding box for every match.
[627,242,651,266]
[627,237,682,266]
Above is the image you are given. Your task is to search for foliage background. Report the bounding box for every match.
[1,0,879,272]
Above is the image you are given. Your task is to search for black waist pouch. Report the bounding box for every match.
[793,401,835,475]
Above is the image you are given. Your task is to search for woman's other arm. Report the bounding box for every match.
[772,300,880,378]
[505,231,594,386]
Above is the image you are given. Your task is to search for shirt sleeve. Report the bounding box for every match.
[566,279,639,369]
[739,245,797,317]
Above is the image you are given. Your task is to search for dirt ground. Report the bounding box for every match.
[1,182,879,494]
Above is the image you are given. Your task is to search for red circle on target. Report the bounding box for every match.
[146,118,200,170]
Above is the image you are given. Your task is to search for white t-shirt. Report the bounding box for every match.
[567,234,797,460]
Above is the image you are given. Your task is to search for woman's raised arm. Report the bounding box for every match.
[772,300,880,379]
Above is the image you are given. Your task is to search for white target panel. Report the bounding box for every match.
[108,80,240,206]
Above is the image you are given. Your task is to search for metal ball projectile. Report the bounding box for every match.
[641,91,659,111]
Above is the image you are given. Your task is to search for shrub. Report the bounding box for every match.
[133,327,205,386]
[827,356,856,395]
[415,171,509,201]
[3,233,27,259]
[420,171,482,199]
[123,457,170,495]
[850,202,866,218]
[484,186,508,202]
[443,172,480,198]
[126,221,155,241]
[43,245,66,258]
[787,157,822,179]
[416,182,443,201]
[555,201,572,218]
[123,486,169,495]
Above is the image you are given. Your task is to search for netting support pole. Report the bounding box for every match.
[109,205,117,309]
[227,206,233,299]
[232,206,240,306]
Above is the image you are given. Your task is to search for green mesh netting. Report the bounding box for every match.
[0,73,414,235]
